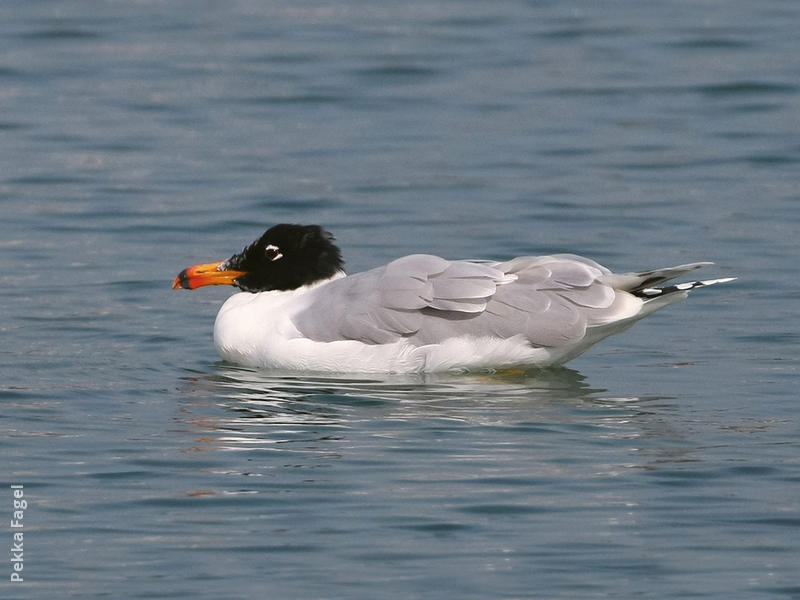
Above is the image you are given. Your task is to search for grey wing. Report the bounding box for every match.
[292,254,511,344]
[293,253,719,348]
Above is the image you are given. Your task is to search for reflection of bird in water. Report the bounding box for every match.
[200,363,599,431]
[174,224,734,373]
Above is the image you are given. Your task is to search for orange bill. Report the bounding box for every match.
[172,261,246,290]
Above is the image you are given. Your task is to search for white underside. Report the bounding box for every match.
[212,283,657,373]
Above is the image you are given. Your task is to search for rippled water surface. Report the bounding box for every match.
[2,1,799,598]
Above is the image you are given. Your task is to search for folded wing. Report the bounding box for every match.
[292,254,708,348]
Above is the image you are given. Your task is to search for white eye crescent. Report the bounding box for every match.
[265,244,283,261]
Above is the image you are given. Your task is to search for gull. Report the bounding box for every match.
[173,224,734,372]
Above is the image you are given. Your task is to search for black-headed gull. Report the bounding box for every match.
[173,224,734,372]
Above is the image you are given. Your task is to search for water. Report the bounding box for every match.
[2,1,799,597]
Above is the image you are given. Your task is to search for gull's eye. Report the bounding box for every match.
[264,244,283,262]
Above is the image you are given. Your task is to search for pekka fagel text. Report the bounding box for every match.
[10,485,25,582]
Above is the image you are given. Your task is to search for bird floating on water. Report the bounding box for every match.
[173,224,734,373]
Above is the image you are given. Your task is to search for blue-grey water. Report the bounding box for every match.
[2,1,799,598]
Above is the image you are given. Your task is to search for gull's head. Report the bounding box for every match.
[173,224,344,292]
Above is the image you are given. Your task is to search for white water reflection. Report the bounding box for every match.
[175,363,693,470]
